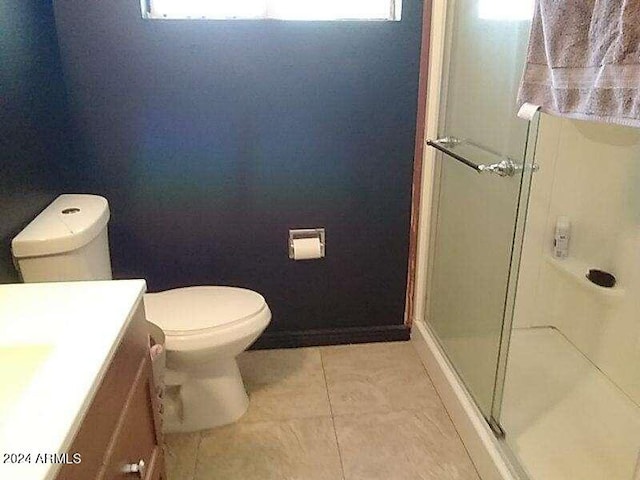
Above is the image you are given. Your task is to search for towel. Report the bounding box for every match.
[518,0,640,128]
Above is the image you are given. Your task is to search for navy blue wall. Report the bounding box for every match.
[54,0,423,341]
[0,0,76,283]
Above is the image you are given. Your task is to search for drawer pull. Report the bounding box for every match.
[122,459,146,478]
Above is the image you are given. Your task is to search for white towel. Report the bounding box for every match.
[518,0,640,128]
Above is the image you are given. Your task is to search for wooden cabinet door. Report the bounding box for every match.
[56,305,150,480]
[146,446,167,480]
[99,357,165,480]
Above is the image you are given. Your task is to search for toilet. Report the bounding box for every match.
[11,194,271,433]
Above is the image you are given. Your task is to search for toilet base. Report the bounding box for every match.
[163,357,249,433]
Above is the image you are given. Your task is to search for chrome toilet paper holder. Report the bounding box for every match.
[288,228,325,259]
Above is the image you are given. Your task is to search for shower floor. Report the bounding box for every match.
[501,327,640,480]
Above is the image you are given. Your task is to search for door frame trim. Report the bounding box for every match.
[404,0,434,327]
[407,0,450,328]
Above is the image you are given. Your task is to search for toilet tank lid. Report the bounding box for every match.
[12,194,110,258]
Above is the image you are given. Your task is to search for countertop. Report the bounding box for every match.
[0,280,146,480]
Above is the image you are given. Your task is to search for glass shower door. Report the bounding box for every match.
[425,0,535,426]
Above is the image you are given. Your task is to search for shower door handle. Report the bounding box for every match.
[427,138,525,178]
[478,160,517,177]
[479,160,538,177]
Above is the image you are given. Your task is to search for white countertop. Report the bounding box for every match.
[0,280,146,480]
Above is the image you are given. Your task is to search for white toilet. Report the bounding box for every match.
[11,194,271,433]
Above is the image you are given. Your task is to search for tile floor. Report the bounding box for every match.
[164,341,480,480]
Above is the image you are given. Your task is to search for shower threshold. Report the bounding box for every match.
[501,327,640,480]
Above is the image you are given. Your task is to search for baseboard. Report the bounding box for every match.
[250,324,411,350]
[411,320,521,480]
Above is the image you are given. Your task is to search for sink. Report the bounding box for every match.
[0,344,53,418]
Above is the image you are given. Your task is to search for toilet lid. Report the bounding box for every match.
[143,286,266,335]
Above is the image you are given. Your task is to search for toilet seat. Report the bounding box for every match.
[144,286,270,352]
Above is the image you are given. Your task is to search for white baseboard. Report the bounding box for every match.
[411,320,520,480]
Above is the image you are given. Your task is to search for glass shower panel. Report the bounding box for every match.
[426,0,533,419]
[500,117,640,480]
[441,0,532,158]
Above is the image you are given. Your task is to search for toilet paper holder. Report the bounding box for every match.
[288,228,325,259]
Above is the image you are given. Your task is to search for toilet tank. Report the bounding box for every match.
[12,194,113,282]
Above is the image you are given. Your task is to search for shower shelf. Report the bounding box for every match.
[544,255,625,304]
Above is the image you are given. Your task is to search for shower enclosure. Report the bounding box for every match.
[419,1,640,479]
[425,0,535,434]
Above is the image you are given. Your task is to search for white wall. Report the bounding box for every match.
[515,115,640,404]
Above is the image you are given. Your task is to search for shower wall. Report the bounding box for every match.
[514,115,640,404]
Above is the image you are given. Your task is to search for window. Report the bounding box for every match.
[143,0,402,21]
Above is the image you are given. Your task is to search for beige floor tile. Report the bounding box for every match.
[322,342,443,415]
[195,417,344,480]
[334,409,480,480]
[164,432,201,480]
[238,347,331,422]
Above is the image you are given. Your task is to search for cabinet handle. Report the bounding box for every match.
[122,459,146,478]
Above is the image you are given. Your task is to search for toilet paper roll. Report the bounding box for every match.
[292,237,322,260]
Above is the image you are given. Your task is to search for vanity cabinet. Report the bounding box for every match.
[56,303,166,480]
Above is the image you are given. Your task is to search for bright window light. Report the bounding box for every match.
[478,0,534,21]
[145,0,402,21]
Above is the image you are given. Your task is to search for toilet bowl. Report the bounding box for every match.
[11,194,272,433]
[144,286,271,432]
